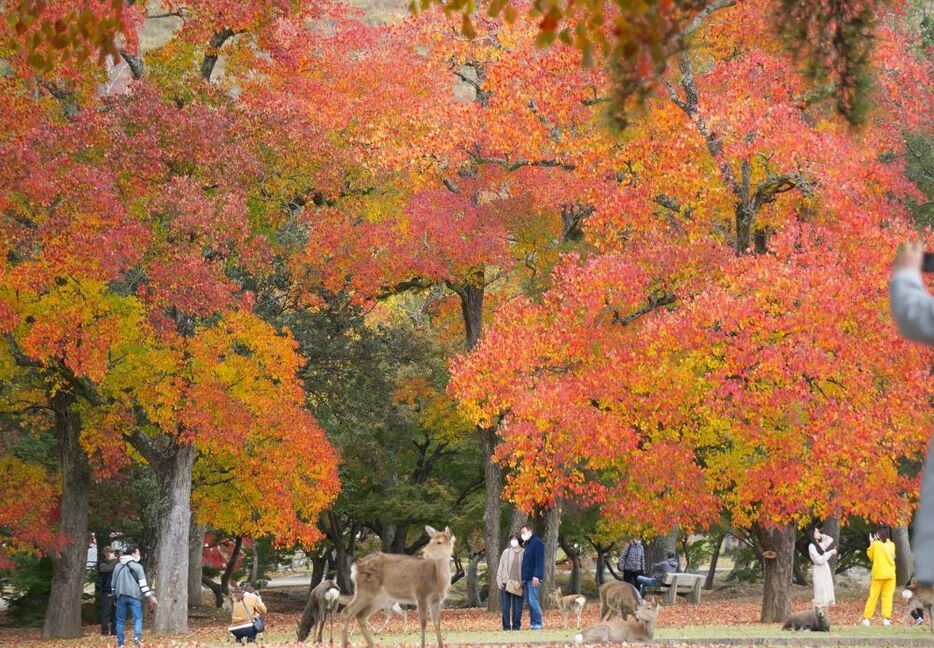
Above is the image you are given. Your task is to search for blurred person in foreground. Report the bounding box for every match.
[889,241,934,600]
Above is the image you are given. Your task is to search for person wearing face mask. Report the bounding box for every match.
[496,533,525,631]
[519,524,545,630]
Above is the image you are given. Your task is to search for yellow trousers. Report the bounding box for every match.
[863,578,895,620]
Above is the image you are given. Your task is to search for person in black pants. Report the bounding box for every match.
[96,546,117,636]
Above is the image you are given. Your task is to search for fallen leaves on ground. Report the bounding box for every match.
[0,592,919,646]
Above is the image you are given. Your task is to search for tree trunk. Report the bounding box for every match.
[220,536,243,595]
[822,517,841,582]
[480,426,504,612]
[310,552,326,590]
[333,537,353,593]
[647,528,679,568]
[466,550,483,607]
[754,522,795,623]
[249,542,260,583]
[793,541,808,586]
[560,537,581,594]
[508,507,528,540]
[893,525,913,586]
[705,534,724,590]
[151,441,196,635]
[188,522,205,607]
[542,503,562,607]
[42,391,90,639]
[459,271,484,352]
[590,540,615,586]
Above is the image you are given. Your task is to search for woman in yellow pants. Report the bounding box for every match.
[862,526,896,625]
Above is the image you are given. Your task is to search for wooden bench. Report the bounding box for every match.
[643,572,703,605]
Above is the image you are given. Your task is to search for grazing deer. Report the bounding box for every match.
[782,606,830,631]
[341,525,455,648]
[297,578,341,643]
[598,579,641,621]
[550,588,586,628]
[903,580,934,631]
[575,597,660,643]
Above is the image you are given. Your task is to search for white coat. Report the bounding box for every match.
[809,533,836,607]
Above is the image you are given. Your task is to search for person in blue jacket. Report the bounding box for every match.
[519,524,545,630]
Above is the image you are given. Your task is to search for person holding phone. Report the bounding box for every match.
[862,527,896,625]
[890,242,934,602]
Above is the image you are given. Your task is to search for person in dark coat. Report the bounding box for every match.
[618,539,645,586]
[96,545,117,636]
[519,525,545,630]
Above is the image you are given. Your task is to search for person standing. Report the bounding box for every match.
[636,551,678,597]
[112,546,158,648]
[496,533,525,631]
[96,546,118,636]
[808,528,837,608]
[519,524,545,630]
[862,527,896,626]
[618,538,645,586]
[228,582,267,644]
[890,242,934,600]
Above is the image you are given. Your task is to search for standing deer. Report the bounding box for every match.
[550,588,586,628]
[575,597,660,643]
[297,578,341,643]
[341,525,455,648]
[598,580,641,621]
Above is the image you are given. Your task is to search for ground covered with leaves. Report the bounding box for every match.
[2,589,932,647]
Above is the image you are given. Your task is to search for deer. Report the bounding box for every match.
[781,605,830,632]
[598,579,641,621]
[297,578,342,643]
[341,525,455,648]
[550,587,586,629]
[575,597,660,643]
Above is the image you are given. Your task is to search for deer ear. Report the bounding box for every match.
[444,526,452,536]
[426,526,438,537]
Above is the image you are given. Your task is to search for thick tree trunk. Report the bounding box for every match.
[893,525,913,586]
[151,441,196,635]
[42,391,90,639]
[647,528,679,568]
[466,550,483,607]
[705,535,724,590]
[480,425,504,612]
[542,503,562,607]
[822,517,841,582]
[754,523,795,623]
[188,522,205,607]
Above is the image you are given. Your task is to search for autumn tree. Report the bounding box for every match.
[451,0,933,622]
[0,0,341,636]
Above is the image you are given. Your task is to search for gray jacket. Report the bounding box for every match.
[890,269,934,344]
[112,559,153,600]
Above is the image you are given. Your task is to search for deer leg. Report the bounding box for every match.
[401,606,409,634]
[430,599,444,648]
[316,602,326,643]
[417,598,429,648]
[355,606,378,648]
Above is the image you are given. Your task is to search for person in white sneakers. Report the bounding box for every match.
[861,528,896,626]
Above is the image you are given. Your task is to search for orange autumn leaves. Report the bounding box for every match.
[450,0,934,535]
